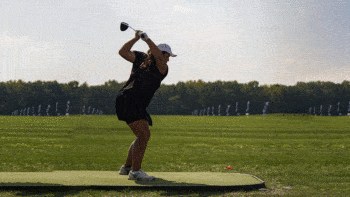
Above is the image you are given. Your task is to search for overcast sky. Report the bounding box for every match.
[1,0,349,86]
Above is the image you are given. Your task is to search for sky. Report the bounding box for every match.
[1,0,349,87]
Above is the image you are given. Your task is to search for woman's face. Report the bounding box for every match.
[148,51,171,63]
[162,52,171,63]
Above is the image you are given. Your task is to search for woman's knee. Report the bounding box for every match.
[136,135,150,143]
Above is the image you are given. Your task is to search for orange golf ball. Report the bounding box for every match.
[226,166,233,170]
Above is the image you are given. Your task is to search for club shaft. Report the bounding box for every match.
[129,25,143,38]
[128,26,136,32]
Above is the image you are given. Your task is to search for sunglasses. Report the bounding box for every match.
[162,51,170,55]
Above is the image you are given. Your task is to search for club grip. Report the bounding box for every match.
[137,32,146,39]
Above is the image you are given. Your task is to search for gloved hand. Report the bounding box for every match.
[135,30,143,39]
[141,33,149,41]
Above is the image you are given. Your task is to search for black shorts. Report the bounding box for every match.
[115,91,153,126]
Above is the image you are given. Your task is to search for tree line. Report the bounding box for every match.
[1,79,350,116]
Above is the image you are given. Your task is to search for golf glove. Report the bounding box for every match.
[141,33,149,41]
[136,30,143,38]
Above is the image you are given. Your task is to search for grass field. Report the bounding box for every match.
[0,114,349,196]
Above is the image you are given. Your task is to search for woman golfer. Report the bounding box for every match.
[116,30,176,181]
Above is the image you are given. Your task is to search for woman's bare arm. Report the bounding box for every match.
[119,31,142,63]
[145,39,162,59]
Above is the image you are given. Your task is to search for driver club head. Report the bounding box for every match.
[120,22,129,31]
[120,22,136,32]
[120,22,145,38]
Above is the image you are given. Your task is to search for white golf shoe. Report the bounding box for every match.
[119,165,132,175]
[128,169,156,181]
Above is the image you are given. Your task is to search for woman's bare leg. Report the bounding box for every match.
[125,119,150,171]
[124,139,135,167]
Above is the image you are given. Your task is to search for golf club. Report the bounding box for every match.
[120,22,145,38]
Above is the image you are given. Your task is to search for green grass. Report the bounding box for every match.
[0,114,349,196]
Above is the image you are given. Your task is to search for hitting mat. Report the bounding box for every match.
[0,171,265,190]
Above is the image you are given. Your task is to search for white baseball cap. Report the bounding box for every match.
[158,44,177,57]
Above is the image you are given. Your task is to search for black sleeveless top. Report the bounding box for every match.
[117,51,168,106]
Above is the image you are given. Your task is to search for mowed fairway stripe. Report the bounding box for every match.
[0,171,264,186]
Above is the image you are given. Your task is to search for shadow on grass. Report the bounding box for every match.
[0,179,265,196]
[0,183,83,197]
